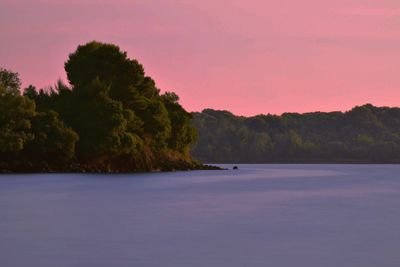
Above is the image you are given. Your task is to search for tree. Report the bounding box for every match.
[0,68,21,93]
[65,78,140,162]
[23,85,38,99]
[65,41,148,104]
[162,92,197,153]
[64,41,174,158]
[0,69,35,154]
[26,110,79,168]
[0,41,200,172]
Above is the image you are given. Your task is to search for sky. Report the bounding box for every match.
[1,0,400,116]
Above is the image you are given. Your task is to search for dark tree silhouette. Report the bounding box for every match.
[0,41,200,172]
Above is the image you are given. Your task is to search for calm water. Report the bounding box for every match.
[1,164,400,267]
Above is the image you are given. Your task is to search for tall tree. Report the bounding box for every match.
[0,69,35,154]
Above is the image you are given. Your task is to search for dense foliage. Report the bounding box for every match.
[0,42,199,172]
[192,107,400,163]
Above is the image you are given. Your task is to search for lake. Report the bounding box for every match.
[1,164,400,267]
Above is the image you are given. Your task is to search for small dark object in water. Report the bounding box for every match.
[233,166,238,170]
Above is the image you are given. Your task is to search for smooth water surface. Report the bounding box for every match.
[1,164,400,267]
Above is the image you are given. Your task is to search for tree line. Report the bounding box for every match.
[0,41,200,172]
[191,106,400,163]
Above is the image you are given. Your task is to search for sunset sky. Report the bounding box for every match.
[1,0,399,115]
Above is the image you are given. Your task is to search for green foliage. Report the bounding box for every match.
[0,41,199,172]
[65,41,143,89]
[68,79,140,159]
[192,105,400,163]
[0,69,35,153]
[162,92,197,154]
[26,110,79,166]
[0,68,22,93]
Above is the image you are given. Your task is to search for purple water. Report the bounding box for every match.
[1,164,400,266]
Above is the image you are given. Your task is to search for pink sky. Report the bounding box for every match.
[1,0,399,116]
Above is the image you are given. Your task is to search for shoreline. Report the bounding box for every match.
[0,163,224,174]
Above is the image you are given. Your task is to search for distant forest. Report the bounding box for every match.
[192,106,400,163]
[0,41,203,172]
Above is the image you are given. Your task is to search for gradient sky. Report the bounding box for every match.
[1,0,399,115]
